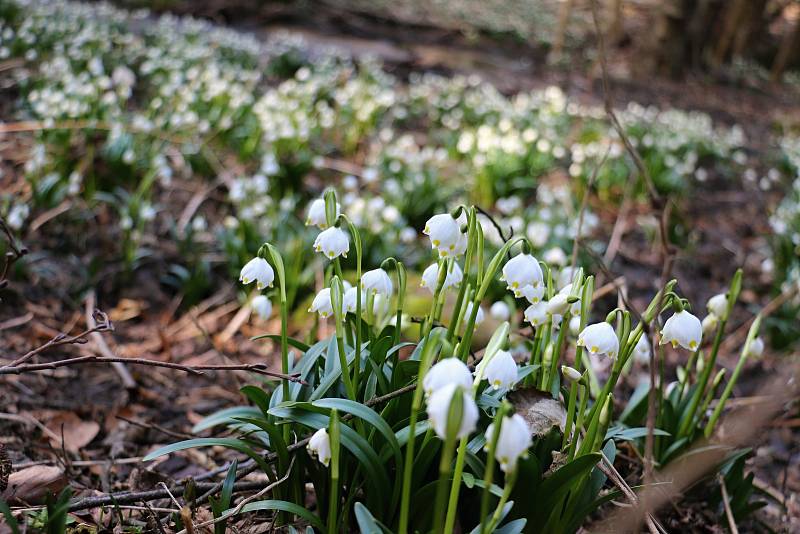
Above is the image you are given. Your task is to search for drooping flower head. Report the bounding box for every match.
[423,213,461,257]
[309,288,337,318]
[524,302,548,328]
[577,322,620,359]
[521,284,545,304]
[490,301,511,321]
[251,295,272,320]
[427,382,479,440]
[661,310,702,351]
[420,262,463,293]
[313,227,349,259]
[484,414,531,473]
[306,198,340,229]
[464,302,485,326]
[633,333,651,364]
[423,357,473,396]
[343,286,365,314]
[239,257,274,290]
[483,350,518,390]
[362,268,393,297]
[501,253,543,298]
[706,293,728,318]
[307,428,331,467]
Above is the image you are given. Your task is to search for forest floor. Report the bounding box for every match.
[1,2,799,532]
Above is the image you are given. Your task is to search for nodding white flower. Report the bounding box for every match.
[306,198,340,229]
[251,295,272,320]
[307,428,332,467]
[465,302,485,325]
[240,257,275,290]
[521,284,545,304]
[420,262,463,293]
[577,322,620,358]
[661,310,703,351]
[501,253,543,297]
[706,293,728,318]
[557,266,576,290]
[427,382,479,440]
[568,316,581,336]
[546,293,570,317]
[484,414,531,473]
[313,227,349,259]
[362,268,393,296]
[309,288,338,319]
[453,231,468,256]
[524,302,548,327]
[544,247,567,266]
[343,286,366,313]
[423,214,460,256]
[490,301,511,321]
[702,314,719,336]
[745,337,764,358]
[483,350,517,390]
[561,365,582,382]
[423,358,473,396]
[633,334,651,364]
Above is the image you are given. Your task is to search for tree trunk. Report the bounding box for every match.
[772,11,800,82]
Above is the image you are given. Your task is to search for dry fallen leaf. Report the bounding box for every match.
[1,466,67,504]
[508,387,567,437]
[43,412,100,453]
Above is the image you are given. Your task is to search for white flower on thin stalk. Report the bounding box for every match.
[501,253,543,297]
[545,293,570,317]
[453,231,468,256]
[521,284,545,304]
[423,213,460,256]
[661,310,703,351]
[490,301,511,321]
[568,316,581,336]
[427,382,479,440]
[306,198,340,229]
[464,302,485,326]
[423,358,473,396]
[362,268,393,297]
[307,428,332,467]
[483,350,518,390]
[309,288,338,319]
[251,295,272,320]
[524,302,548,328]
[706,293,728,318]
[343,286,366,313]
[702,314,719,336]
[313,227,349,259]
[745,337,764,358]
[633,334,651,364]
[577,322,620,359]
[484,414,531,473]
[420,262,463,293]
[239,257,274,290]
[543,247,567,267]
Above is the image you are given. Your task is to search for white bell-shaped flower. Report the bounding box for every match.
[306,198,340,229]
[633,334,651,364]
[343,286,366,314]
[251,295,272,320]
[313,227,349,259]
[706,293,728,318]
[521,284,545,304]
[420,262,463,293]
[702,314,719,336]
[543,247,567,266]
[745,337,764,358]
[577,322,619,358]
[490,301,510,321]
[362,268,393,297]
[484,414,531,473]
[501,253,543,297]
[483,350,518,390]
[464,302,485,326]
[307,428,332,467]
[423,357,473,396]
[453,231,468,256]
[561,365,582,382]
[661,310,703,351]
[524,302,548,327]
[239,257,274,290]
[546,293,570,317]
[568,316,581,336]
[423,214,461,257]
[309,288,337,319]
[427,383,479,440]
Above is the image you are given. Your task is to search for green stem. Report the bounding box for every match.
[327,410,341,534]
[479,404,510,534]
[484,470,518,533]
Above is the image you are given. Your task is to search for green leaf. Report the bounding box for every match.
[312,398,401,463]
[251,334,310,353]
[0,500,20,534]
[213,459,238,534]
[240,500,324,530]
[143,438,271,475]
[240,385,272,418]
[354,502,389,533]
[192,407,261,433]
[605,426,671,442]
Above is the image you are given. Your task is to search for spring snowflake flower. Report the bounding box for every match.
[343,286,365,313]
[546,293,570,317]
[490,301,511,321]
[524,302,548,328]
[577,322,620,358]
[484,414,531,473]
[702,314,719,336]
[521,284,545,304]
[746,337,764,358]
[306,198,340,229]
[464,302,485,325]
[307,428,331,467]
[501,253,543,297]
[633,334,651,364]
[568,316,581,336]
[483,350,517,390]
[362,268,393,297]
[561,365,582,382]
[706,293,728,318]
[420,262,463,293]
[423,358,473,396]
[427,383,479,440]
[661,310,702,351]
[543,247,567,266]
[313,227,349,259]
[423,213,461,256]
[239,257,274,290]
[251,295,272,320]
[309,288,337,319]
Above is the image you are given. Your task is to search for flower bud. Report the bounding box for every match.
[561,365,582,382]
